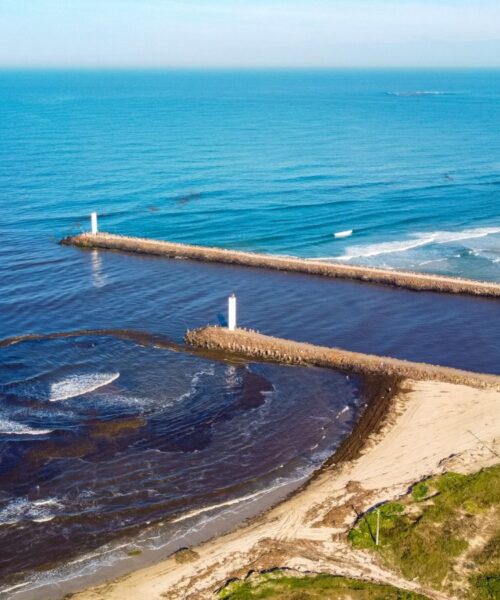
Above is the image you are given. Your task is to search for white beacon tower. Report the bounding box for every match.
[90,212,98,235]
[228,294,237,331]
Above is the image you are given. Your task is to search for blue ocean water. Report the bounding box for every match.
[1,69,500,280]
[0,70,499,598]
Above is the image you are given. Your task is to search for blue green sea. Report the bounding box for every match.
[0,70,499,598]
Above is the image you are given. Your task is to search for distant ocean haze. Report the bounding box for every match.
[0,69,499,599]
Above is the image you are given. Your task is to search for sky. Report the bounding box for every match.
[0,0,499,68]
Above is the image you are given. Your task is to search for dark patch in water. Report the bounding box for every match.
[177,191,202,206]
[89,416,146,438]
[235,371,274,409]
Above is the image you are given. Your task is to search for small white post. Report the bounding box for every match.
[228,294,237,331]
[90,212,98,235]
[375,509,380,546]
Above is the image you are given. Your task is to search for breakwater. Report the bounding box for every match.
[186,326,500,388]
[62,233,500,298]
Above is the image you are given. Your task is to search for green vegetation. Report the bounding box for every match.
[218,571,429,599]
[348,465,500,598]
[127,548,142,557]
[472,573,500,600]
[411,482,429,501]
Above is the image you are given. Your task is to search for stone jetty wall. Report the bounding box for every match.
[62,233,500,298]
[185,326,500,388]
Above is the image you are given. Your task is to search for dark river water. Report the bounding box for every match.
[1,241,499,597]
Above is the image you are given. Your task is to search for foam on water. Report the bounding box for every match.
[171,480,292,524]
[0,417,53,436]
[49,373,120,401]
[337,226,500,261]
[333,229,353,239]
[0,497,63,526]
[177,367,215,404]
[6,372,120,402]
[389,90,450,97]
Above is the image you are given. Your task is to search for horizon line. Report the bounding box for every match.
[1,65,499,71]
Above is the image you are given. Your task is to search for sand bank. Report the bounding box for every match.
[186,326,499,387]
[70,376,500,600]
[62,233,500,298]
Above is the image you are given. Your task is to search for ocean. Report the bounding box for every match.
[0,69,499,597]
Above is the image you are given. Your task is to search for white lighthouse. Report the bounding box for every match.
[90,211,98,235]
[228,294,237,331]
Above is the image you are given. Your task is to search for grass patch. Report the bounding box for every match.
[411,482,429,501]
[471,574,500,600]
[218,571,429,599]
[348,465,500,598]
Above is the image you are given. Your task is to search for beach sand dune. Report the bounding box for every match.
[70,378,500,600]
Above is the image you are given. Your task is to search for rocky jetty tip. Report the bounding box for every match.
[185,326,500,388]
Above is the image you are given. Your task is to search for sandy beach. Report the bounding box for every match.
[70,374,500,600]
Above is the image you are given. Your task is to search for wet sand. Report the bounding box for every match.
[62,233,500,298]
[69,376,500,600]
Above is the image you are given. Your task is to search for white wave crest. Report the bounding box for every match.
[0,418,53,436]
[336,406,350,419]
[470,248,500,264]
[9,372,121,402]
[0,497,63,525]
[390,91,448,97]
[49,372,120,401]
[337,227,500,261]
[334,229,353,239]
[0,582,30,594]
[171,480,293,524]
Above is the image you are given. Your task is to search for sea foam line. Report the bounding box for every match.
[0,418,53,436]
[49,372,120,401]
[335,226,500,261]
[0,497,64,525]
[171,480,295,524]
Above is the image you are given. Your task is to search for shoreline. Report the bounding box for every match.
[6,329,499,598]
[5,330,499,599]
[68,376,500,600]
[61,232,500,298]
[6,368,386,600]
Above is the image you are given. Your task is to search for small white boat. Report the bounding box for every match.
[334,229,353,239]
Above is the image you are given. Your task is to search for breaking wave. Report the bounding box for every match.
[7,372,120,402]
[337,227,500,261]
[0,417,53,436]
[48,372,120,401]
[0,497,63,525]
[388,91,450,97]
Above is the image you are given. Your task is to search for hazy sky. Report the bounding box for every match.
[1,0,499,68]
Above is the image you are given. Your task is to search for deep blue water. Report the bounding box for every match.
[2,69,500,279]
[0,70,499,597]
